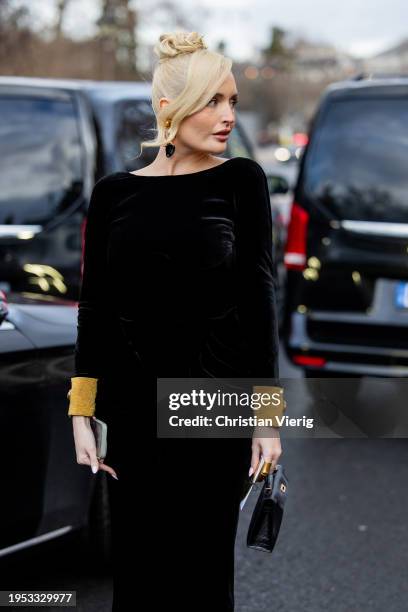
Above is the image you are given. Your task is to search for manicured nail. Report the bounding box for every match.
[110,473,119,480]
[248,467,254,477]
[91,465,98,474]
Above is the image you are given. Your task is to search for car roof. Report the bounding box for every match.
[323,75,408,97]
[0,75,152,102]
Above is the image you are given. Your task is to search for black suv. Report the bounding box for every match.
[283,76,408,378]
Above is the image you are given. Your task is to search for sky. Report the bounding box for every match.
[23,0,408,61]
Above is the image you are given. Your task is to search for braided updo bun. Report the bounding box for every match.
[154,31,208,61]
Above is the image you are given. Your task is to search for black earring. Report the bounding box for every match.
[165,143,175,157]
[164,119,175,157]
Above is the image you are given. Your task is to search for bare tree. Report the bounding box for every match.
[96,0,138,79]
[0,0,36,73]
[54,0,72,39]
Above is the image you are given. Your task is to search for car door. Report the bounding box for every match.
[0,303,48,552]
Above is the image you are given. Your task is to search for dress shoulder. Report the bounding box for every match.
[86,172,127,213]
[94,171,126,188]
[234,157,265,176]
[229,157,269,196]
[229,156,268,184]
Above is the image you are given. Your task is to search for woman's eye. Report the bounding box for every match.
[207,98,238,108]
[207,98,238,107]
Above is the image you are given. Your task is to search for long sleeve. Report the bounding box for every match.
[233,158,286,423]
[68,177,111,417]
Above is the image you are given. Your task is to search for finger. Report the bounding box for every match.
[88,450,99,474]
[249,445,261,477]
[98,462,115,475]
[262,450,274,464]
[98,463,119,480]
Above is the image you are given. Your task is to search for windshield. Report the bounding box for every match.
[0,94,84,225]
[304,97,408,222]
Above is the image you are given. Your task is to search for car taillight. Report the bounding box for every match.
[284,201,309,270]
[292,355,326,367]
[80,216,87,279]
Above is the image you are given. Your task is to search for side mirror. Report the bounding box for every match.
[266,174,290,195]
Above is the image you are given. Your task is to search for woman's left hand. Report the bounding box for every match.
[249,426,282,477]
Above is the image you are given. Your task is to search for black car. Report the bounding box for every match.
[283,75,408,378]
[0,288,111,563]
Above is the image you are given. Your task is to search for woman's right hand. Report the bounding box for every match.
[72,416,118,480]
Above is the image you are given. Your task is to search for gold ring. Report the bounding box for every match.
[260,462,273,478]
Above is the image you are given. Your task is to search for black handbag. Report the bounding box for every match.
[246,463,288,553]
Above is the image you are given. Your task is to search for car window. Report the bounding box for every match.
[0,94,83,224]
[303,97,408,222]
[116,99,157,170]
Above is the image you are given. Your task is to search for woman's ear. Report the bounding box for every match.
[159,97,171,110]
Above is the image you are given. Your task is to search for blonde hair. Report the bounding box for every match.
[138,31,233,155]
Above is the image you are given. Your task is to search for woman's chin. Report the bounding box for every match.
[208,140,228,153]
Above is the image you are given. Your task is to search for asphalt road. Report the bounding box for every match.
[1,346,408,611]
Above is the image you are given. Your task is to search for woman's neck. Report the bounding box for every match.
[147,147,222,176]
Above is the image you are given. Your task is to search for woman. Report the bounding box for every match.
[67,31,285,611]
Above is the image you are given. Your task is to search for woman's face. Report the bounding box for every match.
[164,72,238,154]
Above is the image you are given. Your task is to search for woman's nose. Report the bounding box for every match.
[221,105,235,124]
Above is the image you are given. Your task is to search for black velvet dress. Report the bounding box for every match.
[73,156,281,611]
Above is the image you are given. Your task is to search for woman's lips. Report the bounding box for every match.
[213,133,229,141]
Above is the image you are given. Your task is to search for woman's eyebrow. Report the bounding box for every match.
[214,92,239,98]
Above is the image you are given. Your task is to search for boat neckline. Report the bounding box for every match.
[123,157,239,178]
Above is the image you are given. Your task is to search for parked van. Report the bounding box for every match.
[283,75,408,378]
